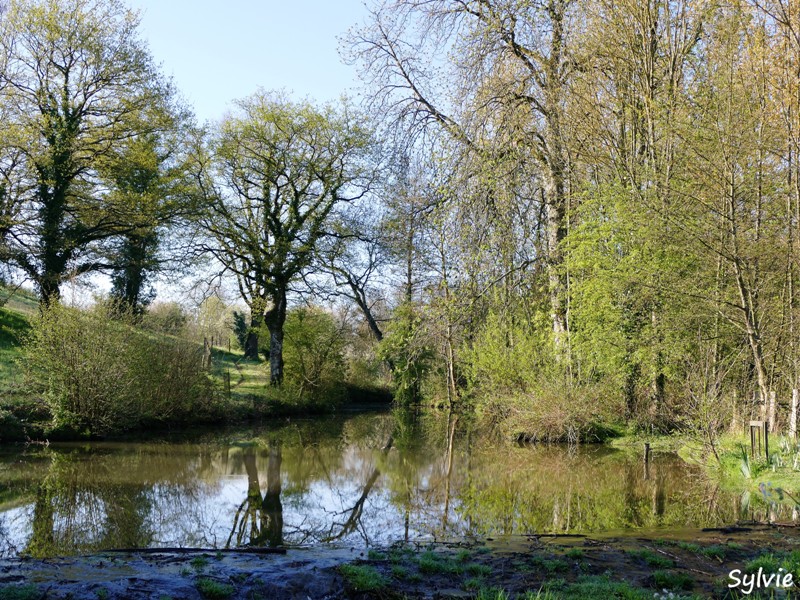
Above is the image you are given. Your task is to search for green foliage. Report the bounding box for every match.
[379,301,432,405]
[626,549,674,569]
[195,578,235,599]
[23,303,212,436]
[566,184,699,429]
[651,571,694,591]
[0,584,41,600]
[474,588,511,600]
[142,302,189,335]
[465,311,550,396]
[282,306,347,403]
[0,0,179,304]
[339,564,388,592]
[390,565,409,579]
[0,408,25,443]
[232,311,249,352]
[464,310,624,442]
[544,574,652,599]
[744,553,780,574]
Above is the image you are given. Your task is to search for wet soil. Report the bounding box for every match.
[1,524,799,599]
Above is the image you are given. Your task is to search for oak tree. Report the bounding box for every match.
[199,92,376,384]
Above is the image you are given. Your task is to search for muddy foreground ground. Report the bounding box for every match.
[1,524,799,599]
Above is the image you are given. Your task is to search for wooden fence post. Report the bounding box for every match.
[203,336,211,370]
[769,390,777,433]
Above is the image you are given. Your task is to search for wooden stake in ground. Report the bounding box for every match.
[791,389,798,440]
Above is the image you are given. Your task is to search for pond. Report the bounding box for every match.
[0,410,787,558]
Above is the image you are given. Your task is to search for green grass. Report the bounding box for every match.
[530,556,569,574]
[190,555,210,571]
[418,550,456,574]
[743,550,800,576]
[0,287,39,316]
[0,305,47,442]
[475,588,511,600]
[195,578,235,599]
[390,565,408,579]
[652,570,694,591]
[465,562,493,577]
[209,347,270,400]
[702,434,800,503]
[388,545,415,563]
[669,540,739,559]
[0,307,31,395]
[565,548,584,559]
[0,585,41,600]
[367,549,386,560]
[339,564,388,592]
[543,575,653,599]
[520,591,560,600]
[464,577,485,591]
[626,549,674,568]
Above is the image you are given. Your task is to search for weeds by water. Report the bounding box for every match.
[339,564,388,592]
[0,585,41,600]
[626,549,674,568]
[652,570,694,591]
[195,578,235,599]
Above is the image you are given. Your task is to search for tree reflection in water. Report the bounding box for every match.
[227,441,283,548]
[323,436,393,543]
[0,411,797,558]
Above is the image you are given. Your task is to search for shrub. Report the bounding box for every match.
[232,310,249,352]
[378,301,433,405]
[281,306,347,404]
[23,303,212,435]
[141,301,188,335]
[465,311,625,442]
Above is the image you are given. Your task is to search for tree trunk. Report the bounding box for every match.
[545,172,568,343]
[244,313,261,360]
[261,441,283,547]
[39,275,61,307]
[264,289,287,386]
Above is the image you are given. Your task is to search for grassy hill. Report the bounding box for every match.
[0,288,51,441]
[0,287,391,442]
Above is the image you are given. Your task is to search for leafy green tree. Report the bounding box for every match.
[282,306,348,403]
[198,91,376,384]
[102,111,195,314]
[0,0,176,304]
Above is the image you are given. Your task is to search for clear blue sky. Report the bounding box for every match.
[126,0,369,123]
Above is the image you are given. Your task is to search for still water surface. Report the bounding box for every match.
[0,411,775,557]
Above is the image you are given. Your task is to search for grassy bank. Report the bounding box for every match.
[0,295,390,443]
[680,432,800,517]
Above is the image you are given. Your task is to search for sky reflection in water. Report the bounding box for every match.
[0,411,785,557]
